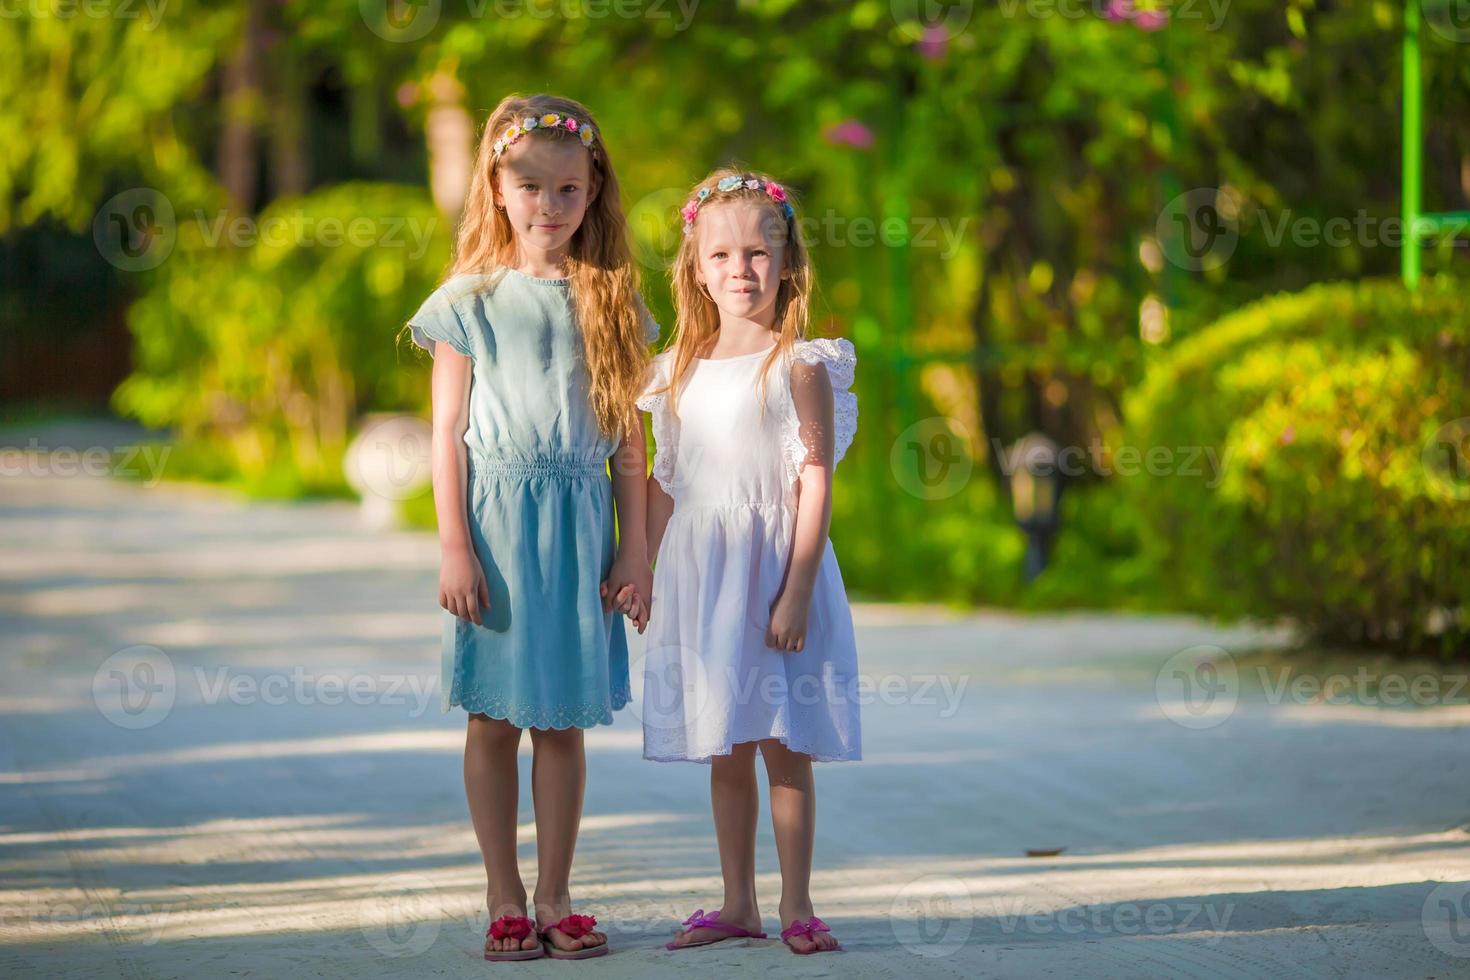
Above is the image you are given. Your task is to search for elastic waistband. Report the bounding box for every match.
[468,453,607,479]
[671,499,790,513]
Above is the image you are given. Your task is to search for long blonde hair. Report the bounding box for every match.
[452,93,648,439]
[655,167,813,413]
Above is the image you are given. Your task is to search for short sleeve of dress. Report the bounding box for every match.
[636,352,678,495]
[407,285,473,358]
[783,338,858,484]
[636,293,661,344]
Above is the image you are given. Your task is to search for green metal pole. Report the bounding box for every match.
[1402,0,1422,289]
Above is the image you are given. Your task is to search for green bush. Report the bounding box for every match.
[1125,277,1470,656]
[1022,479,1169,612]
[834,447,1027,606]
[113,183,449,496]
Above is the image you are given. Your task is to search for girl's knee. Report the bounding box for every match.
[757,737,805,758]
[712,741,759,770]
[758,739,812,770]
[527,724,583,747]
[468,712,523,746]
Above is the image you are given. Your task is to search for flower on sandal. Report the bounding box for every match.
[681,908,721,928]
[557,914,598,939]
[489,916,533,941]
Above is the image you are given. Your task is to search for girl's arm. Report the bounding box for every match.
[604,417,653,631]
[430,343,490,625]
[767,360,836,653]
[645,461,674,561]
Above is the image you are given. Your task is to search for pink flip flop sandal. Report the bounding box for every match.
[484,915,544,961]
[780,915,841,954]
[665,908,768,950]
[539,913,609,960]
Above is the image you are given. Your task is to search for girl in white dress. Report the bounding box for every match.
[620,167,860,955]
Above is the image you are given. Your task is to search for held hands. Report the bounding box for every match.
[440,545,490,626]
[601,552,653,634]
[766,585,812,653]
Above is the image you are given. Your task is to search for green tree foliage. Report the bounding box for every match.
[112,184,448,494]
[0,4,238,231]
[3,1,1466,620]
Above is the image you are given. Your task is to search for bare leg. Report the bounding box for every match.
[464,713,538,954]
[670,741,763,946]
[528,725,606,952]
[760,739,839,952]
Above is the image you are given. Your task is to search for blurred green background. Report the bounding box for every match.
[2,0,1467,655]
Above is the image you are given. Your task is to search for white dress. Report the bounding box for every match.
[635,338,862,764]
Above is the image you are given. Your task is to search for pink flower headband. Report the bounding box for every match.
[492,111,598,157]
[681,175,795,235]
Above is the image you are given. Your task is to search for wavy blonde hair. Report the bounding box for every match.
[655,166,813,413]
[451,93,648,439]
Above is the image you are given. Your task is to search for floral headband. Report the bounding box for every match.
[492,111,598,157]
[681,175,795,235]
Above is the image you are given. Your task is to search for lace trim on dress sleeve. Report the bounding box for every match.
[781,338,858,488]
[636,352,679,495]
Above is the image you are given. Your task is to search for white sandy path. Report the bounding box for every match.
[0,465,1467,979]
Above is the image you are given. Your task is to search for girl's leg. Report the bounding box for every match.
[759,739,839,952]
[527,725,607,952]
[670,741,763,946]
[464,713,538,953]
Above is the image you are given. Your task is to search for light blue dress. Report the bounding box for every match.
[407,267,659,728]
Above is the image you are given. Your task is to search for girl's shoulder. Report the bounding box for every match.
[778,337,859,476]
[408,278,476,359]
[431,268,561,302]
[784,337,857,390]
[415,272,494,317]
[429,270,498,297]
[636,349,676,412]
[419,269,566,324]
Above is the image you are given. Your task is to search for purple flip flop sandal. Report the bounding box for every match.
[665,908,768,951]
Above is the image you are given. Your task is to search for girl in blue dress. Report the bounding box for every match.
[405,93,655,962]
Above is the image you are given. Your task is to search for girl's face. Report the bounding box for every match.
[693,200,790,326]
[493,136,595,259]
